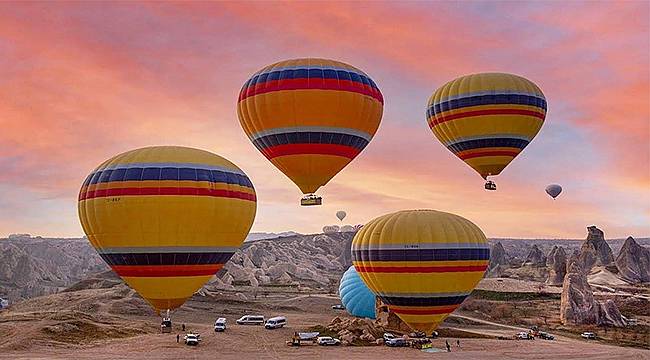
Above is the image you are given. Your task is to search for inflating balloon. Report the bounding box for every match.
[352,210,489,334]
[427,73,546,190]
[336,210,347,222]
[237,58,383,205]
[340,225,355,232]
[78,146,256,314]
[339,266,376,319]
[545,184,562,199]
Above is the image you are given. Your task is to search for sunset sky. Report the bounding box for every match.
[1,1,648,239]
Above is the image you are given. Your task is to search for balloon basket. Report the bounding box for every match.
[300,195,322,206]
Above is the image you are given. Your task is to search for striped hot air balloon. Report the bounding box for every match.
[427,73,546,190]
[78,146,256,314]
[237,58,383,204]
[352,210,489,334]
[339,266,376,319]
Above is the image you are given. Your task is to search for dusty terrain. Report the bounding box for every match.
[1,284,648,360]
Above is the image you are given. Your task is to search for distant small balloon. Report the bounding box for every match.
[545,184,562,199]
[336,211,347,222]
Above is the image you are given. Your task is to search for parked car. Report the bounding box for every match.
[317,336,341,346]
[430,330,439,338]
[383,332,397,343]
[385,338,409,347]
[538,331,554,340]
[184,333,201,346]
[331,304,345,310]
[214,318,226,332]
[581,332,596,340]
[265,316,287,329]
[516,332,533,340]
[236,315,265,325]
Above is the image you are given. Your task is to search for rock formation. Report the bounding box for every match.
[560,262,600,325]
[598,299,626,327]
[567,249,580,272]
[325,316,384,345]
[522,245,546,267]
[574,226,616,272]
[0,238,107,300]
[560,262,625,327]
[615,236,650,283]
[216,232,355,291]
[486,242,508,277]
[546,246,567,286]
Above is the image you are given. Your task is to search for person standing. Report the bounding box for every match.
[445,340,451,352]
[176,334,180,343]
[457,339,461,348]
[182,323,186,332]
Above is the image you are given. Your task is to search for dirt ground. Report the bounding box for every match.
[1,288,648,360]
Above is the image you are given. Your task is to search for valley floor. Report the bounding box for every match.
[1,291,648,360]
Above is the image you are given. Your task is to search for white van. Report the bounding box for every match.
[236,315,265,325]
[264,316,287,329]
[214,317,226,332]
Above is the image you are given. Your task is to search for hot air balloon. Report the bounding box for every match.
[336,210,347,222]
[340,225,355,232]
[323,225,340,234]
[427,73,547,191]
[78,146,256,328]
[237,58,384,206]
[352,210,489,334]
[545,184,562,199]
[339,266,376,319]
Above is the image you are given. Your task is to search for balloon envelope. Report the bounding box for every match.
[352,210,489,333]
[545,184,562,199]
[237,58,383,194]
[336,210,347,221]
[78,146,256,313]
[340,225,355,232]
[427,73,546,180]
[339,266,376,319]
[323,225,340,234]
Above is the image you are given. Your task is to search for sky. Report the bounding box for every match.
[0,1,648,239]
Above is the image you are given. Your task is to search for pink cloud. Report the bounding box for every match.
[0,2,647,238]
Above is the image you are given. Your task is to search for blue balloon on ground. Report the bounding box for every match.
[339,266,376,319]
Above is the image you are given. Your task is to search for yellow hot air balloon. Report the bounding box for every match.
[78,146,256,317]
[352,210,489,334]
[427,73,546,190]
[237,58,383,205]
